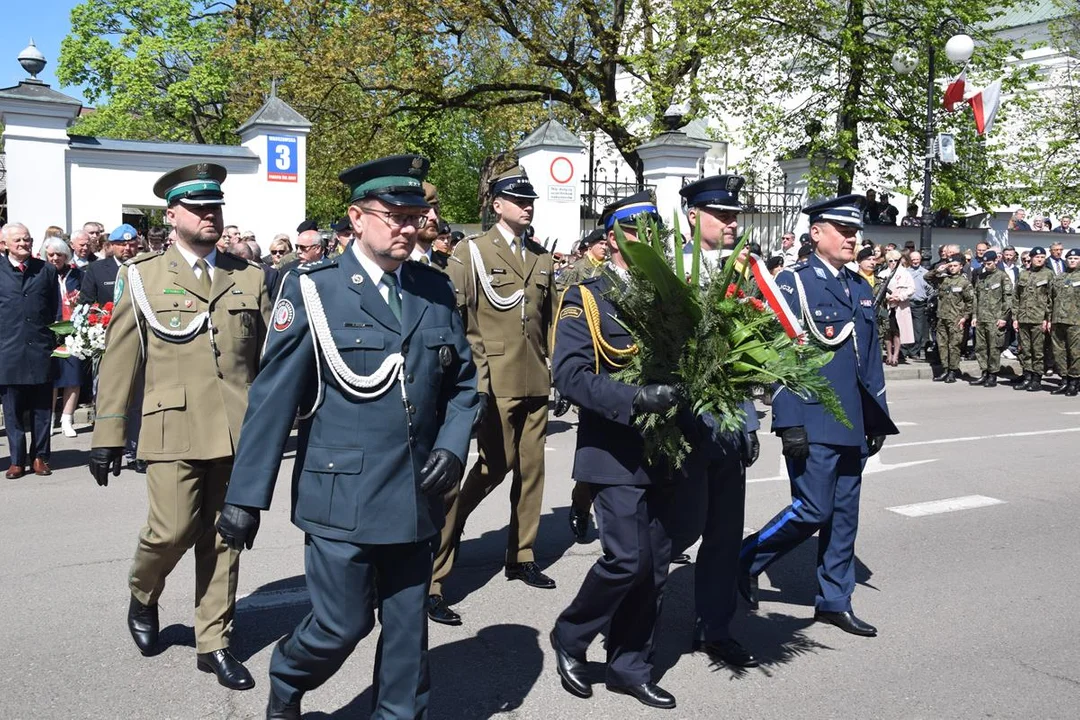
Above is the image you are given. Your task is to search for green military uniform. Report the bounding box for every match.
[1014,263,1054,380]
[972,265,1013,375]
[560,254,605,288]
[92,166,270,656]
[433,168,556,599]
[928,268,973,373]
[1050,255,1080,395]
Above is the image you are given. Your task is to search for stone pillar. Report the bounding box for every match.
[636,131,709,229]
[515,120,586,254]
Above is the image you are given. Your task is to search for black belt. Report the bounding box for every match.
[911,300,928,306]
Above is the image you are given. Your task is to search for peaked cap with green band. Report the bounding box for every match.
[153,163,227,206]
[338,154,431,208]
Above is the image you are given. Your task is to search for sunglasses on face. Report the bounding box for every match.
[270,249,287,255]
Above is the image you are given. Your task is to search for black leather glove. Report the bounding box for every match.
[216,504,261,551]
[746,431,760,467]
[473,392,489,430]
[780,427,810,461]
[89,447,124,487]
[419,449,463,496]
[632,384,680,415]
[553,389,571,417]
[867,434,886,458]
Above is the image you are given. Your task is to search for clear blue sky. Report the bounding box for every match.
[2,0,88,100]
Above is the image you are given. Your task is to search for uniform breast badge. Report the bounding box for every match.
[825,325,835,338]
[439,345,453,368]
[351,274,364,285]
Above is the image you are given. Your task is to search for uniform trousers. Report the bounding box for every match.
[554,484,671,685]
[740,443,866,613]
[1017,323,1047,373]
[938,320,966,370]
[271,535,434,720]
[1051,324,1080,377]
[974,321,1006,373]
[431,395,547,595]
[668,433,746,643]
[129,458,238,652]
[1,383,51,467]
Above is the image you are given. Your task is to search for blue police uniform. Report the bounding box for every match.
[739,196,898,621]
[667,175,761,656]
[552,270,674,689]
[223,156,479,718]
[0,254,59,472]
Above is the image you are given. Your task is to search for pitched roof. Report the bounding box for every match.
[68,135,257,159]
[0,80,82,108]
[236,94,311,135]
[984,0,1074,30]
[515,119,585,150]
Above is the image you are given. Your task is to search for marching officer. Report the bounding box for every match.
[969,250,1013,387]
[550,193,679,709]
[926,254,973,383]
[1049,249,1080,396]
[739,195,898,637]
[89,163,270,688]
[215,155,479,719]
[1013,247,1054,391]
[669,176,761,668]
[429,166,557,625]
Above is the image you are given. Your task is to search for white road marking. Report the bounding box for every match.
[887,495,1005,517]
[748,455,937,484]
[888,426,1080,449]
[237,586,310,612]
[894,421,918,427]
[1061,411,1080,415]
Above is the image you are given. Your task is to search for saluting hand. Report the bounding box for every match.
[88,447,123,487]
[420,449,463,496]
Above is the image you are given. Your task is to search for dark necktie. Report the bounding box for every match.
[381,273,402,321]
[195,258,211,296]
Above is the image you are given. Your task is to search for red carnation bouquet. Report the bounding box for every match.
[50,302,114,360]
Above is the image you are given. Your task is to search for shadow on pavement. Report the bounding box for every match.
[306,624,543,720]
[761,540,875,607]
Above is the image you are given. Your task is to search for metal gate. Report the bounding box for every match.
[736,169,801,255]
[579,161,652,238]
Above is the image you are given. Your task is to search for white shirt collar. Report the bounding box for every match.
[8,254,27,268]
[352,241,401,287]
[173,244,217,274]
[409,244,433,262]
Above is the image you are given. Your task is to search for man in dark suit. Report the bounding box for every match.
[216,155,480,720]
[78,224,140,305]
[739,196,899,637]
[549,195,679,710]
[0,222,60,478]
[1052,215,1075,234]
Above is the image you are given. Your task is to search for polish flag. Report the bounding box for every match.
[943,69,966,112]
[968,79,1003,135]
[747,254,804,340]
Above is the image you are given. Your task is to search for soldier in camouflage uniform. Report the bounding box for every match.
[1049,248,1080,396]
[968,250,1013,387]
[1012,246,1054,391]
[926,253,973,383]
[559,229,606,289]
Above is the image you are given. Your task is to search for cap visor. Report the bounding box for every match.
[373,192,431,209]
[500,190,539,200]
[703,203,742,212]
[178,197,225,207]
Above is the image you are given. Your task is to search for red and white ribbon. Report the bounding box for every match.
[747,254,804,340]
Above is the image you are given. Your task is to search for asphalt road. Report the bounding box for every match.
[2,378,1080,719]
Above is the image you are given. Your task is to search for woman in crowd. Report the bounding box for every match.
[268,235,292,267]
[879,249,915,366]
[41,237,83,437]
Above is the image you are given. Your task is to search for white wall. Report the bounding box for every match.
[518,144,587,254]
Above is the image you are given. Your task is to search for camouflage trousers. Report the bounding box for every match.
[1017,323,1048,373]
[1051,324,1080,377]
[939,319,966,370]
[974,321,1006,373]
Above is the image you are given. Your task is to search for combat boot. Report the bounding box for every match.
[932,369,948,382]
[969,372,989,386]
[1065,378,1079,397]
[1051,377,1070,395]
[1013,371,1032,390]
[985,373,998,388]
[1027,374,1043,392]
[943,370,957,384]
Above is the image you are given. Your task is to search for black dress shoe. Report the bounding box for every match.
[968,372,988,386]
[814,610,877,637]
[943,370,957,384]
[549,629,591,698]
[197,648,255,690]
[670,553,691,565]
[736,572,759,611]
[1027,375,1043,392]
[695,637,760,668]
[127,595,159,655]
[426,594,462,626]
[133,459,148,474]
[568,507,591,544]
[267,688,302,720]
[985,374,998,388]
[606,682,676,709]
[506,562,556,589]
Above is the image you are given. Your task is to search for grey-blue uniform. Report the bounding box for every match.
[667,175,761,661]
[551,268,675,692]
[220,155,479,718]
[739,195,898,628]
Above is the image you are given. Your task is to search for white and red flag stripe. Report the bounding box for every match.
[747,254,804,340]
[943,69,966,112]
[968,79,1003,135]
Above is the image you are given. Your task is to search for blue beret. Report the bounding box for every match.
[1030,246,1046,257]
[601,191,660,230]
[108,224,139,242]
[803,194,866,229]
[679,174,744,211]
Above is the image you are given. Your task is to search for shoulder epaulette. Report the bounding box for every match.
[126,250,163,266]
[297,257,338,274]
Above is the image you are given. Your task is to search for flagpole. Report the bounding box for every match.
[919,41,937,258]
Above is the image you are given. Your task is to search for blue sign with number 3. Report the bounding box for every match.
[267,135,298,182]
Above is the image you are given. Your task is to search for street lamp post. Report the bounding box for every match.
[893,22,974,256]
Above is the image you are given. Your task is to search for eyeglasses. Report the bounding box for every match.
[296,244,320,252]
[363,208,428,229]
[270,249,288,256]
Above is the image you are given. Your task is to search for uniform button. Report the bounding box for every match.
[172,302,178,308]
[401,342,410,353]
[241,302,246,307]
[407,374,415,383]
[328,462,334,469]
[157,402,162,408]
[216,371,224,379]
[610,410,618,419]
